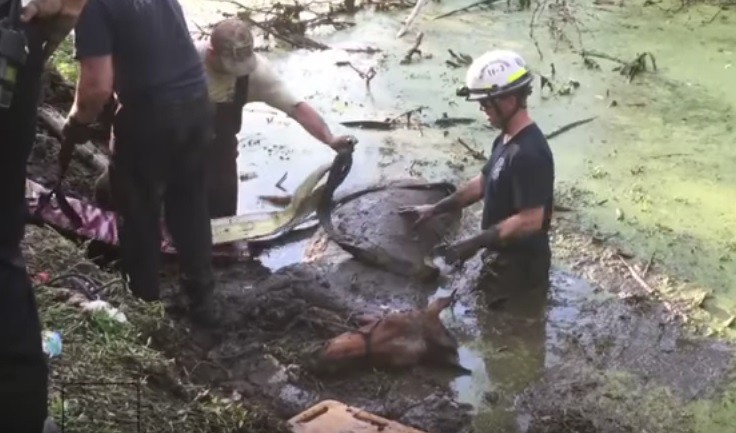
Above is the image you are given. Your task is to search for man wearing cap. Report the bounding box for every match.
[197,18,355,218]
[63,0,221,326]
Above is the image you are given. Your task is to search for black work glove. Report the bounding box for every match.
[433,225,503,265]
[62,116,94,145]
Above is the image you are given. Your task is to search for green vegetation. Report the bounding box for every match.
[49,34,78,83]
[24,226,287,433]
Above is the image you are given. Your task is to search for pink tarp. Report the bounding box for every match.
[25,179,250,260]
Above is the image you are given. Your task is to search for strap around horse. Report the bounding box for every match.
[33,137,83,229]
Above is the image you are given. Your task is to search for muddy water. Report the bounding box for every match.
[177,0,736,431]
[182,1,736,328]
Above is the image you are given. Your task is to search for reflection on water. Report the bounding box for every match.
[438,268,600,432]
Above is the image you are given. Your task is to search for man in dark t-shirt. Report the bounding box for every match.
[60,0,220,326]
[400,48,555,431]
[400,49,554,281]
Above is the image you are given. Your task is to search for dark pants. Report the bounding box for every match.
[477,249,551,431]
[0,14,49,433]
[109,93,216,304]
[206,134,239,219]
[102,130,240,220]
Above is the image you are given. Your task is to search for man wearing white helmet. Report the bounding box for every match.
[400,48,554,287]
[400,48,554,429]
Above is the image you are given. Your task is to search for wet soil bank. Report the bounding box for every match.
[31,1,736,432]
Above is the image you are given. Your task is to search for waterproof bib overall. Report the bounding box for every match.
[208,75,249,219]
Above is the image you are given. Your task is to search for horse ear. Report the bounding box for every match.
[427,292,455,316]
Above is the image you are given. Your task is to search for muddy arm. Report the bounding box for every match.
[433,174,484,215]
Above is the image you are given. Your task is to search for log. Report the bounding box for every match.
[396,0,431,38]
[36,105,109,173]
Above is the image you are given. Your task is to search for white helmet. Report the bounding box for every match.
[457,49,534,101]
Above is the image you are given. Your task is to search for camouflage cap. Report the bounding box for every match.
[210,18,257,76]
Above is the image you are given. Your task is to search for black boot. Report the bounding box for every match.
[189,293,222,327]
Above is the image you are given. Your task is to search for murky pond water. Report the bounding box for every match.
[182,1,736,326]
[178,0,736,430]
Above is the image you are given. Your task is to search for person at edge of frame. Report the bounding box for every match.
[1,0,88,431]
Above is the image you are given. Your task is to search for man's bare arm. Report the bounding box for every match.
[495,206,545,242]
[69,56,113,123]
[290,102,333,145]
[433,174,485,215]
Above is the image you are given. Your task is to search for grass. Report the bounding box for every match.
[48,35,78,84]
[23,225,289,433]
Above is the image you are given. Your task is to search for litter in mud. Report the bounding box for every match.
[289,400,428,433]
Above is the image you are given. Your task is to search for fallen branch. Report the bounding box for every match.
[456,138,485,161]
[617,254,680,318]
[389,105,427,125]
[617,255,654,290]
[432,0,500,20]
[37,105,109,173]
[650,153,689,159]
[529,0,548,60]
[577,49,628,65]
[642,252,655,277]
[217,0,331,50]
[544,116,596,140]
[343,46,383,54]
[553,204,573,212]
[275,172,288,191]
[259,195,292,207]
[577,50,657,83]
[399,32,424,65]
[702,7,723,25]
[396,0,431,38]
[448,50,472,65]
[434,117,475,127]
[339,120,394,130]
[336,61,377,89]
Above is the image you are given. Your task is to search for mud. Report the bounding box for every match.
[158,263,476,431]
[155,184,476,432]
[518,294,734,433]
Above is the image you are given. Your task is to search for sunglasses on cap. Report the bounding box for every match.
[219,42,253,62]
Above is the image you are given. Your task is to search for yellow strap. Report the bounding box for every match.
[210,161,332,244]
[507,67,527,84]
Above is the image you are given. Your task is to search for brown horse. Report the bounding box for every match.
[318,290,469,374]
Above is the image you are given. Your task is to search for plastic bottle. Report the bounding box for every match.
[42,330,62,358]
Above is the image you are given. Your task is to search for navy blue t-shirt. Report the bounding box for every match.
[73,0,206,106]
[480,123,555,254]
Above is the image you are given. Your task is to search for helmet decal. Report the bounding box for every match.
[479,60,511,80]
[460,49,533,100]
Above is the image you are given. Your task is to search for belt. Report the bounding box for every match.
[117,87,209,110]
